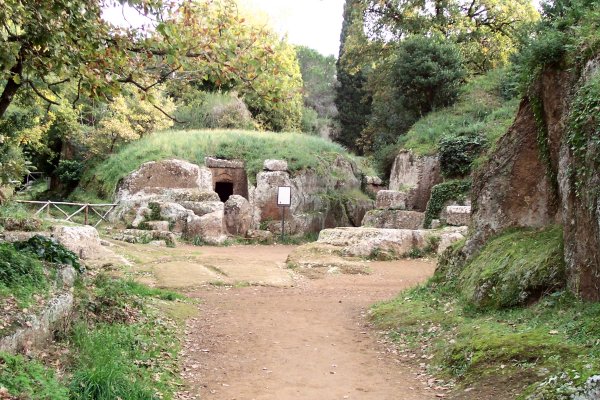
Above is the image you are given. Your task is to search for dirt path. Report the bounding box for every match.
[172,247,437,400]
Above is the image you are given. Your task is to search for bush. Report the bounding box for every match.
[14,235,81,272]
[0,242,48,307]
[438,134,487,178]
[55,159,84,187]
[301,106,319,135]
[175,92,256,130]
[423,180,472,228]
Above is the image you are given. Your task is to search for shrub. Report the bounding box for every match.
[301,106,319,134]
[0,242,48,307]
[14,235,81,272]
[423,180,472,228]
[391,35,466,117]
[175,92,255,130]
[55,159,84,187]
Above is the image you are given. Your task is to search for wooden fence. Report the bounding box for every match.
[16,200,118,227]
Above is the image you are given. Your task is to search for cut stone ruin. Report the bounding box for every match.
[361,150,472,230]
[111,156,376,244]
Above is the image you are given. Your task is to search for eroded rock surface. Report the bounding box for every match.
[389,151,442,211]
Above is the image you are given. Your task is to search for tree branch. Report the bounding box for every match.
[151,102,182,123]
[27,81,60,106]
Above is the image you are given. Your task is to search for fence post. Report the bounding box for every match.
[46,201,51,218]
[84,205,89,225]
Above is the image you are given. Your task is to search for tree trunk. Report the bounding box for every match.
[0,56,24,118]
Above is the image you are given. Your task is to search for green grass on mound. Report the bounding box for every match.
[398,69,519,156]
[80,129,356,200]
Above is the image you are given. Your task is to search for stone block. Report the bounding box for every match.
[362,209,425,230]
[224,195,252,235]
[444,205,471,226]
[145,221,170,231]
[375,190,408,210]
[263,159,288,171]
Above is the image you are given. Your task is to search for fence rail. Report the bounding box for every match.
[16,200,118,227]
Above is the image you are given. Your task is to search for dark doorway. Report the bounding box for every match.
[215,181,234,202]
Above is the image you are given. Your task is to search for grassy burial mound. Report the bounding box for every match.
[80,129,365,200]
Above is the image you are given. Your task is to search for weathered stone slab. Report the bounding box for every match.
[117,159,213,198]
[224,195,252,235]
[362,209,425,230]
[145,221,170,231]
[318,226,467,258]
[205,157,245,169]
[246,229,274,244]
[184,209,227,245]
[389,151,442,211]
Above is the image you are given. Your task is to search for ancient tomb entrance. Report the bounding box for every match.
[215,182,234,202]
[205,157,249,202]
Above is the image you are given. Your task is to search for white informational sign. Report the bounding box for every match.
[277,186,292,207]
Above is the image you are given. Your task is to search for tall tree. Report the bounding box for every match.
[334,0,372,154]
[362,0,539,72]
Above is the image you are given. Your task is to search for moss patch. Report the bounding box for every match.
[459,226,565,309]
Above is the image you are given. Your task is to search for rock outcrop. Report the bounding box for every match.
[389,151,442,211]
[467,64,600,300]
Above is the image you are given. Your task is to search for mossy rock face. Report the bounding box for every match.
[459,226,565,309]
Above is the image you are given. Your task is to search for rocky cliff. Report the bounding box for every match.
[467,60,600,300]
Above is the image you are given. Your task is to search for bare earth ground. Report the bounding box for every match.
[109,242,439,400]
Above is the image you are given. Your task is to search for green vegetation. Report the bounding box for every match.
[68,274,183,399]
[0,353,69,399]
[81,129,354,199]
[296,46,338,137]
[0,236,80,308]
[174,92,255,131]
[1,272,186,399]
[372,70,518,178]
[459,227,565,309]
[567,70,600,197]
[0,242,48,308]
[395,71,518,156]
[371,227,598,398]
[423,180,471,228]
[14,235,81,272]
